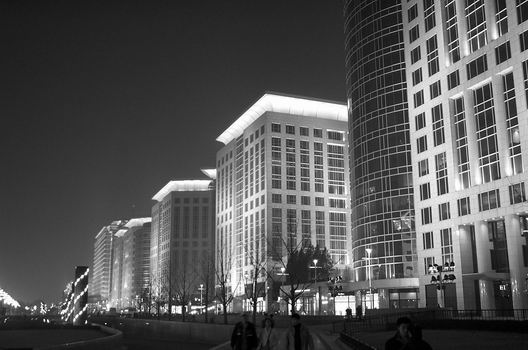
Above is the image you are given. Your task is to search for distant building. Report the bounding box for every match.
[109,218,151,310]
[90,220,128,307]
[216,92,350,313]
[150,172,216,313]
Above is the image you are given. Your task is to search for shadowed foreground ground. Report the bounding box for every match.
[0,328,108,348]
[340,328,528,349]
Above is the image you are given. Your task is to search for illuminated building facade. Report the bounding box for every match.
[344,0,419,310]
[90,220,128,306]
[109,218,151,309]
[150,174,216,312]
[401,0,528,310]
[216,93,350,313]
[73,266,89,325]
[345,0,528,311]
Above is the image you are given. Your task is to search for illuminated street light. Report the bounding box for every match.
[309,259,321,315]
[198,284,205,312]
[428,262,456,308]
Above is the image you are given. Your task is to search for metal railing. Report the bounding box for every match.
[335,308,528,335]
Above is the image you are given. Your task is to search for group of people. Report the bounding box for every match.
[385,316,432,350]
[230,312,314,350]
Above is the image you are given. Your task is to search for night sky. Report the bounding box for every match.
[1,0,345,303]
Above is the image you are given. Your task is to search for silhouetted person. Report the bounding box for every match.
[231,312,258,350]
[385,317,413,350]
[283,313,314,350]
[356,305,362,319]
[346,307,352,320]
[410,325,432,350]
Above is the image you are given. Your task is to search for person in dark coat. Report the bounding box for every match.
[283,313,314,350]
[410,325,432,350]
[231,312,259,350]
[385,317,413,350]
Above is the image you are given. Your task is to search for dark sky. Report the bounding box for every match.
[0,0,345,303]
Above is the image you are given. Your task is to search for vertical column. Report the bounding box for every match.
[463,90,479,186]
[456,0,469,58]
[491,75,509,177]
[475,220,495,309]
[485,0,498,41]
[505,214,528,309]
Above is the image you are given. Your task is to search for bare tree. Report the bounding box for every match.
[171,257,198,322]
[244,248,267,324]
[267,232,334,315]
[197,250,215,323]
[153,285,168,319]
[266,232,311,315]
[215,248,239,324]
[139,280,154,315]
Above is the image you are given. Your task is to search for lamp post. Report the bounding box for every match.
[328,276,342,315]
[198,284,205,314]
[428,261,456,308]
[363,248,373,309]
[310,259,321,315]
[277,267,289,314]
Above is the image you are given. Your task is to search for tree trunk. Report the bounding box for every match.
[252,299,257,324]
[204,293,209,323]
[222,302,228,324]
[182,305,186,322]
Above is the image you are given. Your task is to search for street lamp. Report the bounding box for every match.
[198,284,205,313]
[328,276,343,315]
[363,248,373,309]
[277,267,289,314]
[428,261,456,308]
[310,259,321,315]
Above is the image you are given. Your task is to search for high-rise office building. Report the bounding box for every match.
[216,92,350,313]
[345,0,528,311]
[109,218,151,310]
[150,173,216,313]
[344,0,419,310]
[401,0,528,310]
[90,220,128,306]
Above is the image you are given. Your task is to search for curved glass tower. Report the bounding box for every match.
[344,0,418,309]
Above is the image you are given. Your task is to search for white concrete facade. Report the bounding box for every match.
[402,0,528,310]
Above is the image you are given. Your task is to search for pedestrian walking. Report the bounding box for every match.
[231,312,259,350]
[257,316,279,350]
[283,313,314,350]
